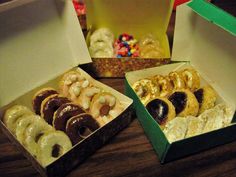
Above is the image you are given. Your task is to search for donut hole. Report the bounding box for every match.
[35,133,44,143]
[100,105,111,116]
[52,144,62,158]
[78,126,92,138]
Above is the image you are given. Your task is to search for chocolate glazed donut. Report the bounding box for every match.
[53,103,85,131]
[66,113,100,145]
[32,88,58,115]
[41,95,70,124]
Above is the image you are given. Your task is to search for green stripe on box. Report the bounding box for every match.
[188,0,236,36]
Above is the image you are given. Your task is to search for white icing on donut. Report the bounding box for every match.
[82,80,89,88]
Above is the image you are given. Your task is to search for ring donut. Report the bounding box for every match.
[37,131,72,167]
[89,92,123,125]
[59,70,90,99]
[168,89,199,117]
[24,119,54,157]
[15,115,42,144]
[3,105,33,133]
[40,94,70,124]
[152,75,173,97]
[181,68,200,92]
[66,113,100,145]
[32,88,58,115]
[53,103,85,131]
[168,71,185,90]
[139,34,161,48]
[68,79,90,102]
[132,78,159,104]
[90,28,114,46]
[76,86,101,110]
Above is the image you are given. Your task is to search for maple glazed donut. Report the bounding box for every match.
[168,89,199,117]
[37,131,72,167]
[168,71,185,90]
[181,68,200,92]
[40,94,70,124]
[3,105,33,133]
[132,78,159,104]
[152,75,173,97]
[32,88,58,115]
[53,103,85,131]
[66,113,100,145]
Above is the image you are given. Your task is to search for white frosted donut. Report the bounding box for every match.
[24,119,55,157]
[76,86,101,110]
[15,115,42,144]
[38,131,72,167]
[89,92,123,125]
[89,42,114,58]
[90,28,114,46]
[3,105,33,133]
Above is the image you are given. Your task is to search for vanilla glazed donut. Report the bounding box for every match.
[32,88,58,115]
[181,68,200,92]
[145,97,176,128]
[132,78,159,104]
[194,85,217,114]
[89,92,124,125]
[76,86,101,110]
[59,70,90,99]
[152,75,173,97]
[168,89,199,117]
[53,103,85,131]
[24,119,55,157]
[3,105,34,133]
[38,131,72,167]
[40,94,70,124]
[15,115,42,144]
[90,28,114,46]
[168,71,185,90]
[66,113,100,145]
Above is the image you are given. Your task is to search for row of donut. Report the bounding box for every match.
[3,105,72,167]
[57,69,124,125]
[32,88,100,145]
[132,68,202,105]
[163,103,234,143]
[89,28,163,58]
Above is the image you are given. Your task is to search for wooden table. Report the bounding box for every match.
[1,1,236,177]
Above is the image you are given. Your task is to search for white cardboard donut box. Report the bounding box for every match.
[0,0,133,176]
[125,0,236,163]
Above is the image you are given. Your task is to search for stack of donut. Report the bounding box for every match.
[3,105,72,167]
[89,28,114,58]
[139,34,164,58]
[132,68,218,129]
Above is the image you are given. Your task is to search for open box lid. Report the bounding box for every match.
[0,0,91,107]
[85,0,174,36]
[172,0,236,105]
[85,0,174,56]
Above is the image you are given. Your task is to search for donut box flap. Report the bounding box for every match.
[0,0,91,107]
[85,0,174,59]
[172,1,236,104]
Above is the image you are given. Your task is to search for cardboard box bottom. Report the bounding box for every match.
[125,63,236,163]
[91,57,170,77]
[0,106,133,177]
